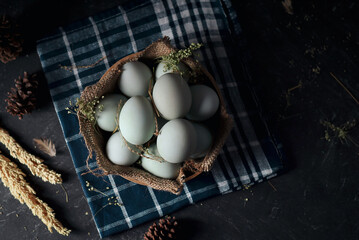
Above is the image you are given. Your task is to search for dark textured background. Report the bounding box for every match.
[0,0,358,239]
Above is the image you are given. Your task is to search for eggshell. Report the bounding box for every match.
[118,61,152,97]
[119,96,155,145]
[106,131,139,165]
[186,85,219,121]
[153,73,192,120]
[141,144,181,179]
[190,122,213,158]
[155,61,190,81]
[157,119,197,163]
[95,94,127,132]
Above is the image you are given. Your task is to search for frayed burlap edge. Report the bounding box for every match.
[78,36,233,194]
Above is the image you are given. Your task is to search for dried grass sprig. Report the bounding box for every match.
[0,153,70,236]
[33,138,56,157]
[320,119,358,146]
[85,181,123,217]
[112,100,124,134]
[158,42,203,75]
[66,96,104,124]
[0,127,62,184]
[120,134,164,162]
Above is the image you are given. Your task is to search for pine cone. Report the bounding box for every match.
[144,216,178,240]
[0,15,23,63]
[5,72,38,119]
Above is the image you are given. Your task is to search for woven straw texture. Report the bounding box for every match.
[78,37,233,194]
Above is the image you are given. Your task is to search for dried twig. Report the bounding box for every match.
[0,153,70,236]
[112,100,124,134]
[147,75,160,137]
[60,56,107,71]
[153,115,160,137]
[330,72,359,105]
[287,80,302,93]
[148,75,161,118]
[81,154,104,177]
[268,181,278,192]
[285,80,302,108]
[282,0,294,15]
[33,138,56,157]
[60,184,69,203]
[0,126,62,184]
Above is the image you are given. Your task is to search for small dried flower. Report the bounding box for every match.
[159,43,203,76]
[67,96,104,124]
[85,181,123,216]
[320,119,358,145]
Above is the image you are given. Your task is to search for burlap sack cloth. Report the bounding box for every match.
[78,37,233,194]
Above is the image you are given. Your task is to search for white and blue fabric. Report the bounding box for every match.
[37,0,285,238]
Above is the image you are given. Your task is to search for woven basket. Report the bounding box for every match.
[78,37,233,194]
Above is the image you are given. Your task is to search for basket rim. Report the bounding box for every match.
[77,36,233,194]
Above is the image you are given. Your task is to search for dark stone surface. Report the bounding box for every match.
[0,0,358,239]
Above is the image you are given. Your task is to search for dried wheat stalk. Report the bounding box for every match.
[0,153,71,236]
[0,127,62,184]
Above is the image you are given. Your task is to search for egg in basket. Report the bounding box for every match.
[75,37,233,194]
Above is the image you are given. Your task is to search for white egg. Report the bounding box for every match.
[153,73,192,120]
[106,131,139,166]
[95,94,127,132]
[118,61,152,97]
[157,119,197,164]
[119,96,155,145]
[155,61,190,81]
[190,122,213,158]
[186,85,220,121]
[141,144,181,179]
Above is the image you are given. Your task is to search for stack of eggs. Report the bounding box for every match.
[96,60,220,180]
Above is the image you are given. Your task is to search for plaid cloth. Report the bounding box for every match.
[36,0,284,238]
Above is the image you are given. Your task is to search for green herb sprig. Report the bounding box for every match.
[66,96,104,124]
[159,42,203,75]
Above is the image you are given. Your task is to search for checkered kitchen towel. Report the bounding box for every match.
[37,0,285,238]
